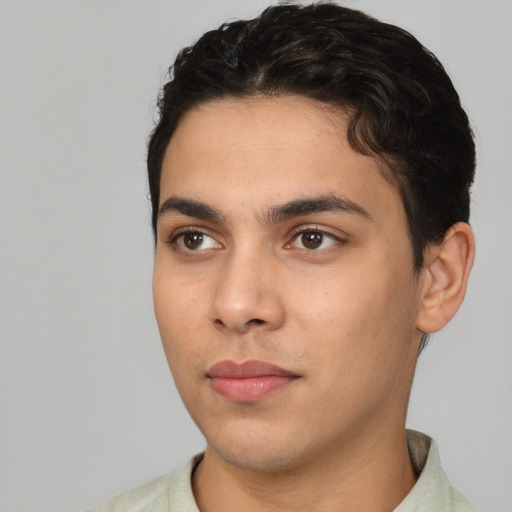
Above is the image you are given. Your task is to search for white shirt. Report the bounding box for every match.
[87,430,477,511]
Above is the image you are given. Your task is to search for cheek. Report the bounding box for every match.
[294,257,417,370]
[153,272,207,372]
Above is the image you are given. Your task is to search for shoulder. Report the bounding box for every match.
[85,473,172,512]
[449,487,480,512]
[85,453,203,512]
[400,430,479,512]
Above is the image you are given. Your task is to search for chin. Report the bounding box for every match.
[212,442,300,473]
[203,420,314,473]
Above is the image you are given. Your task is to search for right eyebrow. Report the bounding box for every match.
[158,197,225,224]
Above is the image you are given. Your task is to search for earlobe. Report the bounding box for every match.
[416,222,475,334]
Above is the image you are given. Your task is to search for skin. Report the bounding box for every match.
[152,96,474,512]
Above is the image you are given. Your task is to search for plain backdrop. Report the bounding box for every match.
[1,1,511,511]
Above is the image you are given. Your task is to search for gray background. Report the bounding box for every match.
[1,1,511,511]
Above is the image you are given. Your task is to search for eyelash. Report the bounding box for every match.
[168,228,220,252]
[287,226,345,251]
[167,225,346,253]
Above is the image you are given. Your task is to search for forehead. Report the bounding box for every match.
[160,95,402,222]
[168,96,350,159]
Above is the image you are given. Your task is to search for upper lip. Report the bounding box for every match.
[207,360,297,378]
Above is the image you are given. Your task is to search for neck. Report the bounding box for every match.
[192,425,417,512]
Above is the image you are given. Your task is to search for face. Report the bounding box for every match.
[153,96,424,472]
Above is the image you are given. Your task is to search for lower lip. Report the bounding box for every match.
[209,376,295,402]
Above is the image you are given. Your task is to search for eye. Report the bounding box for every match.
[289,230,340,250]
[172,231,221,251]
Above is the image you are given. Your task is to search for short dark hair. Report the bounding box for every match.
[147,1,475,271]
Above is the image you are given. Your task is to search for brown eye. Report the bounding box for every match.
[301,232,324,249]
[173,231,221,251]
[288,229,340,251]
[183,232,204,250]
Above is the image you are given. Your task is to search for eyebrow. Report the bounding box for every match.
[265,194,373,224]
[158,197,224,223]
[158,194,372,225]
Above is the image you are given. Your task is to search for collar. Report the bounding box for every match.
[167,430,474,512]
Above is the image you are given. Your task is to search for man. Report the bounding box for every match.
[89,2,476,511]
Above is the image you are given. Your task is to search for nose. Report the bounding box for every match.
[207,248,286,335]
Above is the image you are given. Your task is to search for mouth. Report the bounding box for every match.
[207,360,299,402]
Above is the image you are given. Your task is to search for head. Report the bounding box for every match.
[149,3,475,473]
[148,2,475,270]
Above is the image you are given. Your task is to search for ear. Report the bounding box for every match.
[416,222,475,334]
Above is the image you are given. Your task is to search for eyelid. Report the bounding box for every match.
[288,224,346,241]
[163,223,347,251]
[285,224,348,250]
[168,226,223,251]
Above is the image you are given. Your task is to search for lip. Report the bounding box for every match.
[207,360,299,402]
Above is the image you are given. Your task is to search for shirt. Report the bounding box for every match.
[86,430,477,511]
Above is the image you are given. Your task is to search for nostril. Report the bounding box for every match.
[211,317,264,330]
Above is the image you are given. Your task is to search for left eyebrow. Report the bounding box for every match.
[265,194,373,224]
